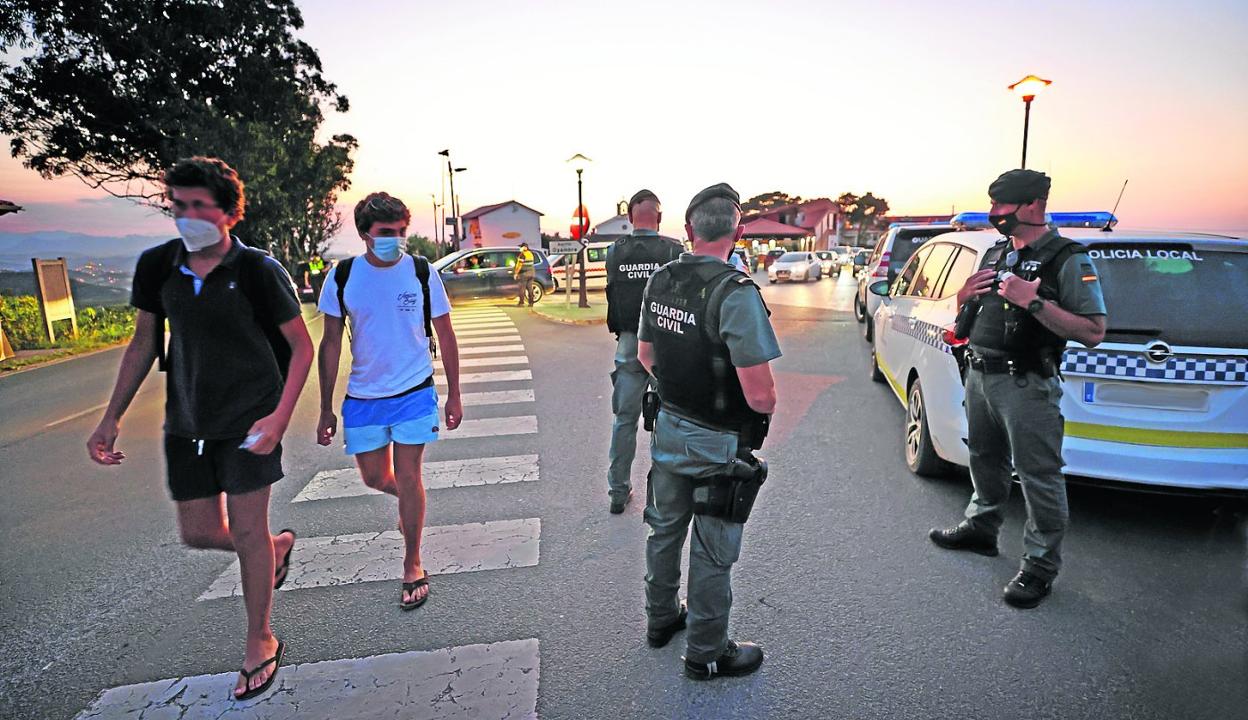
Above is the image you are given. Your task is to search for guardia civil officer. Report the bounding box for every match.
[637,183,780,679]
[604,189,684,513]
[929,169,1107,609]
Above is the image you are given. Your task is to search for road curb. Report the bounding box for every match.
[0,341,129,380]
[528,306,606,326]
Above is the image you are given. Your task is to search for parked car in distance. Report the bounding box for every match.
[815,250,841,278]
[762,248,787,270]
[767,251,823,283]
[432,246,556,303]
[734,246,759,272]
[867,221,1248,493]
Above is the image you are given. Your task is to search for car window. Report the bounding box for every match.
[483,251,515,269]
[907,243,956,299]
[892,244,930,296]
[937,246,978,299]
[888,231,934,274]
[1087,244,1248,348]
[454,255,483,272]
[869,233,887,264]
[587,247,606,262]
[779,252,807,262]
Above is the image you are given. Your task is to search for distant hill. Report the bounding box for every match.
[0,270,131,307]
[0,231,167,272]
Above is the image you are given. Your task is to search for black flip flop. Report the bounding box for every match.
[234,640,285,701]
[273,529,296,590]
[400,573,430,611]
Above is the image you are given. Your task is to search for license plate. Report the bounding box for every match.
[776,271,789,277]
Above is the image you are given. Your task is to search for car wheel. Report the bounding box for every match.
[870,343,886,384]
[906,378,953,477]
[853,292,866,323]
[529,280,545,304]
[863,315,873,343]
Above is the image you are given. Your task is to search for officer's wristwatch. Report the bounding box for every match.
[1027,298,1046,315]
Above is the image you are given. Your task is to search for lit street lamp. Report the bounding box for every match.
[567,153,592,308]
[438,150,469,251]
[1008,74,1052,169]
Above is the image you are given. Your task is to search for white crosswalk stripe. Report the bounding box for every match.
[199,518,541,600]
[459,344,526,355]
[435,355,528,368]
[436,369,532,385]
[75,638,540,720]
[458,333,521,345]
[293,454,540,502]
[456,327,524,337]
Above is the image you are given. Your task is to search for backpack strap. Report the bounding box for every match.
[413,255,436,359]
[334,256,355,338]
[138,239,183,372]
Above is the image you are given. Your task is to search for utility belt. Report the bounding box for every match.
[641,394,770,451]
[966,348,1059,379]
[642,392,770,523]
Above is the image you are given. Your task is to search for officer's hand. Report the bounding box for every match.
[999,274,1040,308]
[957,269,996,307]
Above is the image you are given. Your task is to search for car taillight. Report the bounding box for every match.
[872,252,890,278]
[942,324,968,347]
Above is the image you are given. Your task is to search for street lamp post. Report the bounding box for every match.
[438,150,468,251]
[1008,75,1052,169]
[567,153,592,308]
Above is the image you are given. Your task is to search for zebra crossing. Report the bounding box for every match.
[76,306,545,719]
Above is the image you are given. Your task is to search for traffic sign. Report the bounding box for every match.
[548,240,584,255]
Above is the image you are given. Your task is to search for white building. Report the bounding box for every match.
[461,201,544,248]
[590,214,633,240]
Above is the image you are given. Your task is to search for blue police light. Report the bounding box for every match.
[950,211,1118,230]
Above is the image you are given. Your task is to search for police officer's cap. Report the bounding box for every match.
[988,169,1051,204]
[628,189,660,212]
[685,182,741,222]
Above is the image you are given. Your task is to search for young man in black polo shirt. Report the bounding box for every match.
[87,157,314,701]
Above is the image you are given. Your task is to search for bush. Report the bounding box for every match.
[0,295,136,351]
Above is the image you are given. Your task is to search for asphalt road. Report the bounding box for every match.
[1,272,1245,719]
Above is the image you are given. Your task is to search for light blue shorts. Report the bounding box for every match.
[341,383,440,455]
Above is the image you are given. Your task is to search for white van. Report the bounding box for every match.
[548,241,611,290]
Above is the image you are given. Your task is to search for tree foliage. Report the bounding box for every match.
[0,0,356,267]
[741,191,804,213]
[404,234,450,261]
[836,192,890,232]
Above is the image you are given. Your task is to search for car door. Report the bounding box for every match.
[439,252,489,300]
[874,244,932,395]
[890,242,958,384]
[485,250,521,297]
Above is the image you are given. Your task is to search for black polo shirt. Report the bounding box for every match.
[131,238,302,439]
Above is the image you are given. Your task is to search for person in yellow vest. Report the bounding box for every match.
[514,242,537,306]
[305,252,327,302]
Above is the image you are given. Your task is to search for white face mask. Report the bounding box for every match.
[175,217,223,252]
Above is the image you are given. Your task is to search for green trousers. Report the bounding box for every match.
[963,368,1069,581]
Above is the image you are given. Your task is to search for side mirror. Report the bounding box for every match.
[868,280,891,297]
[853,255,868,266]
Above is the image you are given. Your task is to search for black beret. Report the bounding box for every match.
[988,169,1051,204]
[628,189,660,212]
[685,182,741,222]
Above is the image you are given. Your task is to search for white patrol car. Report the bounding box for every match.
[867,213,1248,492]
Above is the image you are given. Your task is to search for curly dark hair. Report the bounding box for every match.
[354,192,411,235]
[162,157,246,220]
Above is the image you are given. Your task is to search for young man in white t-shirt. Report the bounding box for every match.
[316,192,463,610]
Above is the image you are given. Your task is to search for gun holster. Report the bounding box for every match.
[642,391,660,432]
[692,452,768,524]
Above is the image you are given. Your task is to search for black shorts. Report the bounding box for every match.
[164,434,285,502]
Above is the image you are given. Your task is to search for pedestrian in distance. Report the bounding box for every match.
[316,192,464,611]
[637,183,780,680]
[87,157,314,700]
[514,241,537,306]
[930,169,1108,609]
[603,189,684,514]
[304,251,327,302]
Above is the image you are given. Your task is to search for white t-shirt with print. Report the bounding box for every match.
[319,255,452,399]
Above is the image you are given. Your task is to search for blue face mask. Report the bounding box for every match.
[370,235,402,261]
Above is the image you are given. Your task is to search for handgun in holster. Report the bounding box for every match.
[692,450,769,524]
[642,391,660,432]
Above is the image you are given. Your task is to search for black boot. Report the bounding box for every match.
[1003,570,1052,609]
[928,522,999,557]
[646,602,687,648]
[684,640,764,681]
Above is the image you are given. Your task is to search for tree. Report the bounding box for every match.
[0,0,355,267]
[741,191,804,213]
[837,191,891,233]
[404,234,449,261]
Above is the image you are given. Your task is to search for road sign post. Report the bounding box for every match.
[547,240,584,307]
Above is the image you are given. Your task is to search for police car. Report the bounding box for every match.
[867,212,1248,492]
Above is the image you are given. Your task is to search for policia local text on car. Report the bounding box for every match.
[636,183,781,680]
[603,189,684,514]
[931,169,1108,610]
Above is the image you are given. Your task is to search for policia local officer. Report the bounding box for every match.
[604,189,684,513]
[637,183,780,680]
[930,169,1107,609]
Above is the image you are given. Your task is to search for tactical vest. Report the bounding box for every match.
[969,234,1086,360]
[645,261,757,432]
[606,233,683,334]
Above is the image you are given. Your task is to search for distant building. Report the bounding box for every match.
[744,198,841,249]
[461,201,544,248]
[589,214,633,242]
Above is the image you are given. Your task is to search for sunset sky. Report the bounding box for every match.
[2,0,1246,251]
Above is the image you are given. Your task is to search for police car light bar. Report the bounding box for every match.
[950,211,1118,230]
